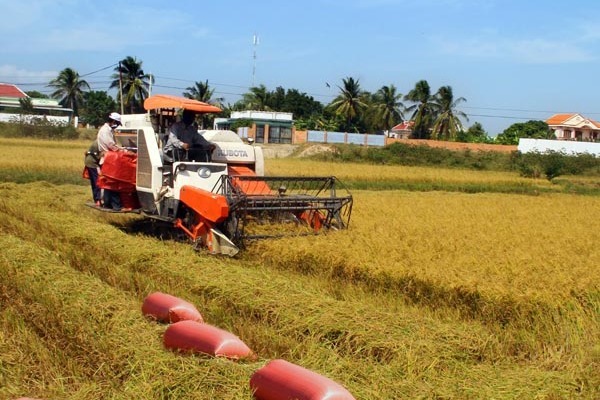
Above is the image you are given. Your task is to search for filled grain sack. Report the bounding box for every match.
[250,359,355,400]
[142,292,203,323]
[163,320,253,360]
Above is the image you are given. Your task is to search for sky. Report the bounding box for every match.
[2,0,600,135]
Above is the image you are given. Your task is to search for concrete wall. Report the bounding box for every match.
[293,130,517,153]
[518,138,600,156]
[0,113,70,125]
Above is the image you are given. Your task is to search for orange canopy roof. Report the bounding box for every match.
[144,94,222,113]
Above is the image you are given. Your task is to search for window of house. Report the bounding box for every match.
[269,126,280,143]
[268,126,292,144]
[255,125,265,143]
[280,127,292,144]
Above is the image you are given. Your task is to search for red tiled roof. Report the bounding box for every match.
[546,113,576,125]
[391,121,414,131]
[0,83,27,98]
[546,113,600,129]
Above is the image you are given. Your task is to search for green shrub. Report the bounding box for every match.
[310,143,515,171]
[514,151,600,180]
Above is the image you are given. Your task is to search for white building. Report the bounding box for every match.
[0,83,73,125]
[546,113,600,141]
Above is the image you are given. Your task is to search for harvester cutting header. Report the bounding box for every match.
[92,94,353,256]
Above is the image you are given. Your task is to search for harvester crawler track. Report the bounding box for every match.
[214,176,353,244]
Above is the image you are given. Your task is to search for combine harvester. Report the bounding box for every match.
[92,94,353,256]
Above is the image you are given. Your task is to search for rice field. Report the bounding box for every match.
[0,137,598,399]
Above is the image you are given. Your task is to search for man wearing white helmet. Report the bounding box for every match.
[96,112,123,210]
[97,111,122,154]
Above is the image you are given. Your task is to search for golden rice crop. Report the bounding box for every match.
[266,157,555,187]
[0,138,88,169]
[0,137,599,398]
[1,182,596,398]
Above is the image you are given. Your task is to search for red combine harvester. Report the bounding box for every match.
[90,95,353,256]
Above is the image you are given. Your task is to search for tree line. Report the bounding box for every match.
[36,56,553,145]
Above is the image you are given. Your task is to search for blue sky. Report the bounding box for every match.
[2,0,600,135]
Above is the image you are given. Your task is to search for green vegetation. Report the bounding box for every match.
[514,150,600,180]
[48,67,90,117]
[495,120,554,145]
[110,56,154,114]
[33,57,574,144]
[306,142,600,180]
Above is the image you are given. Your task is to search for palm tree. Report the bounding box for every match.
[372,85,404,132]
[110,56,154,114]
[328,77,367,131]
[48,67,90,116]
[404,80,436,139]
[183,80,225,128]
[183,80,224,108]
[241,84,271,110]
[431,86,468,140]
[18,97,35,114]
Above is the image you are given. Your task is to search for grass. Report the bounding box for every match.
[0,137,598,398]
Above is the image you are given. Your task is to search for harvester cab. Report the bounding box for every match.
[94,94,353,256]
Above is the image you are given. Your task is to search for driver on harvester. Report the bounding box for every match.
[163,109,215,163]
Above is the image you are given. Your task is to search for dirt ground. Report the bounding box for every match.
[260,144,299,158]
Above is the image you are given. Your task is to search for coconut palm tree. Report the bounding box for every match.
[430,85,468,140]
[372,85,404,132]
[328,77,367,132]
[110,56,154,114]
[183,80,225,129]
[404,80,436,139]
[48,67,90,116]
[18,97,35,114]
[240,84,271,110]
[183,80,224,108]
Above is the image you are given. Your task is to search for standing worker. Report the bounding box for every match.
[97,112,123,210]
[84,139,102,206]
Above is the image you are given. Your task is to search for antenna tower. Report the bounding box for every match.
[252,34,259,86]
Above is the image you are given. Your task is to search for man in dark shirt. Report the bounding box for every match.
[163,110,214,162]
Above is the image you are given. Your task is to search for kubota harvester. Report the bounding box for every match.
[91,94,353,256]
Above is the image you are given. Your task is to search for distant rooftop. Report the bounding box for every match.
[0,83,27,99]
[391,120,414,131]
[546,113,600,129]
[231,110,293,121]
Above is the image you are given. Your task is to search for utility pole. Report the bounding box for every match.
[252,34,259,87]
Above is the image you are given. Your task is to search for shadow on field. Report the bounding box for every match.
[112,219,188,243]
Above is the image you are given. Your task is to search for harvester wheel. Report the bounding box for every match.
[192,237,204,252]
[222,214,241,245]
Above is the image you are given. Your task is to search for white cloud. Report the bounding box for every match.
[0,65,57,81]
[510,38,594,64]
[0,1,208,53]
[432,32,596,64]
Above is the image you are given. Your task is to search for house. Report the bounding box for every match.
[546,113,600,141]
[0,83,73,125]
[214,110,295,144]
[388,120,414,139]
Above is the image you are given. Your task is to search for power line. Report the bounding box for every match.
[81,63,118,77]
[5,63,598,123]
[464,113,536,120]
[153,75,251,90]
